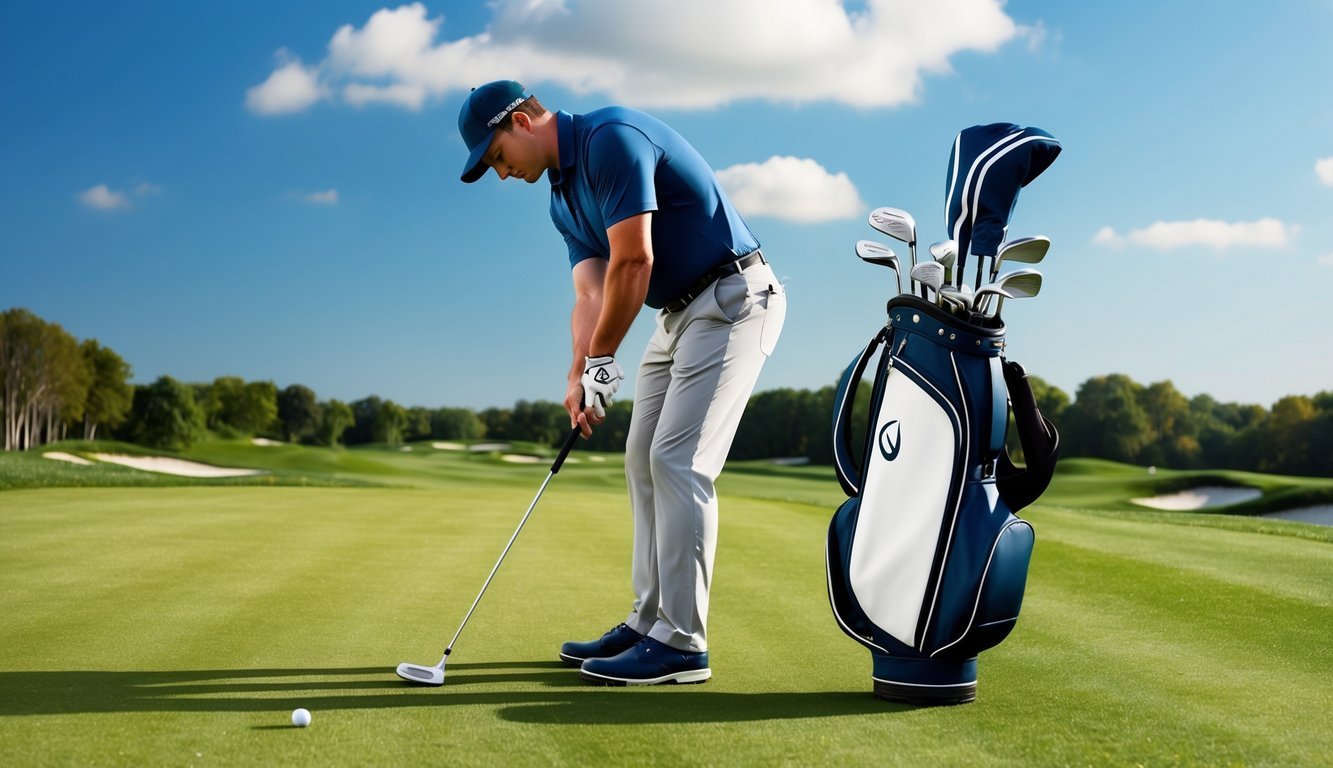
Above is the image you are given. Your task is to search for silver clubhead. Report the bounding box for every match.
[855,240,903,294]
[868,207,917,247]
[396,661,445,686]
[909,261,945,300]
[929,240,958,284]
[997,236,1050,265]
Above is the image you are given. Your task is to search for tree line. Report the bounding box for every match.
[3,307,1329,477]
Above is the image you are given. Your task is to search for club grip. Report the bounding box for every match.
[550,425,581,474]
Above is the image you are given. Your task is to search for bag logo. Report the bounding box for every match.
[878,420,901,461]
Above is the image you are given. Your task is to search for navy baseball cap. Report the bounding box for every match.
[458,80,531,183]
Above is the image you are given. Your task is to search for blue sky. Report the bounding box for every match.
[4,1,1331,411]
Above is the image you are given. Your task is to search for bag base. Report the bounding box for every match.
[871,654,978,706]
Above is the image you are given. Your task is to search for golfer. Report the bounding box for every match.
[458,80,785,685]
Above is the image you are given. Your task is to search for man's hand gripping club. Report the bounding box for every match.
[582,355,624,418]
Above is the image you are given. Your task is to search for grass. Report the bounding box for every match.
[0,443,1329,765]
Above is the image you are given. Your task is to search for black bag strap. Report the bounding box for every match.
[996,359,1060,512]
[832,327,890,497]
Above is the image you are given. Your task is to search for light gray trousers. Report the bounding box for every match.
[622,262,785,652]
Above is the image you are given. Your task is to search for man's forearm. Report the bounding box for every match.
[589,256,650,358]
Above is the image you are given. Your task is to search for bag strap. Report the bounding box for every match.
[832,327,889,497]
[996,359,1060,511]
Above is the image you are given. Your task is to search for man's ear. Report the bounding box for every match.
[511,111,532,132]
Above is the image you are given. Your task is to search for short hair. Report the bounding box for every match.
[495,96,548,132]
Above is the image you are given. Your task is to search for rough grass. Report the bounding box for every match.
[0,445,1329,766]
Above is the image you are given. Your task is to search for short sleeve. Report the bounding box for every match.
[585,123,660,229]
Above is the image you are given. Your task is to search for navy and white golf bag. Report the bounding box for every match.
[826,299,1058,704]
[826,122,1061,705]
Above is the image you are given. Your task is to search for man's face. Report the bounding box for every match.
[482,123,543,184]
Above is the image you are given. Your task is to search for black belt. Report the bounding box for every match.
[664,251,767,313]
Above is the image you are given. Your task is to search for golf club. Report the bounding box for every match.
[929,240,958,286]
[396,424,582,686]
[868,207,918,279]
[909,261,945,302]
[988,236,1050,285]
[855,239,903,295]
[977,268,1043,319]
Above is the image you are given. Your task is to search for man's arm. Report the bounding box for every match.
[564,212,653,435]
[591,212,653,357]
[566,257,605,433]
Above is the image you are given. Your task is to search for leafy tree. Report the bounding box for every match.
[431,407,484,440]
[126,376,205,450]
[1062,374,1150,463]
[374,400,408,445]
[80,340,133,440]
[0,308,90,449]
[276,384,321,443]
[317,399,354,447]
[1139,380,1191,467]
[478,407,511,440]
[508,400,567,445]
[404,406,433,442]
[207,378,278,437]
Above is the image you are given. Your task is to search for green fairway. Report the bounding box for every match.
[1,445,1329,766]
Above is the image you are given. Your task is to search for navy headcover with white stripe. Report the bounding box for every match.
[945,124,1061,269]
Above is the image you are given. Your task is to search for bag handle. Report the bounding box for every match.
[832,327,890,497]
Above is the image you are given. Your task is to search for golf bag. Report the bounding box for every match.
[825,297,1058,705]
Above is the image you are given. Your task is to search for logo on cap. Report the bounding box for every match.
[487,97,528,128]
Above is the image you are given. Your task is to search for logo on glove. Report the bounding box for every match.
[594,368,611,384]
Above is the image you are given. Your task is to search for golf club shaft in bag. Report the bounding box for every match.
[397,425,581,684]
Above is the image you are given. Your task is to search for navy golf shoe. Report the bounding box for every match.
[579,637,711,686]
[559,623,645,667]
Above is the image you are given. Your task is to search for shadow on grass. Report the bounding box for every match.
[0,661,905,723]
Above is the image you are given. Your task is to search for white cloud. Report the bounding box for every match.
[246,51,327,115]
[716,156,864,224]
[303,189,339,205]
[1091,226,1123,248]
[78,184,131,211]
[1318,253,1333,267]
[1317,157,1333,186]
[1094,218,1292,252]
[247,0,1023,113]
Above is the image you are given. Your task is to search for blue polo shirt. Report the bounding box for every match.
[547,108,760,309]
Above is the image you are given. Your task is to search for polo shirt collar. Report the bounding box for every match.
[548,110,576,187]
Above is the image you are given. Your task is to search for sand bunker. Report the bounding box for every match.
[500,455,543,464]
[1263,506,1333,526]
[252,438,282,447]
[1131,486,1262,510]
[89,453,264,478]
[432,442,464,450]
[470,442,512,452]
[43,452,94,466]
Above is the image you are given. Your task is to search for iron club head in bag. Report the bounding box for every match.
[989,236,1050,284]
[855,240,904,295]
[868,207,918,274]
[909,261,946,302]
[929,240,958,286]
[977,268,1043,318]
[396,425,581,686]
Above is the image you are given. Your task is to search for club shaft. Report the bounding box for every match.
[442,469,556,657]
[438,425,581,662]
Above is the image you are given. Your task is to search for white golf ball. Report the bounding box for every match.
[292,708,311,727]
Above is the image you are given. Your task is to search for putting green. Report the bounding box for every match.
[1,450,1329,765]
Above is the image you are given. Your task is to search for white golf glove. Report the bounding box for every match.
[581,355,624,418]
